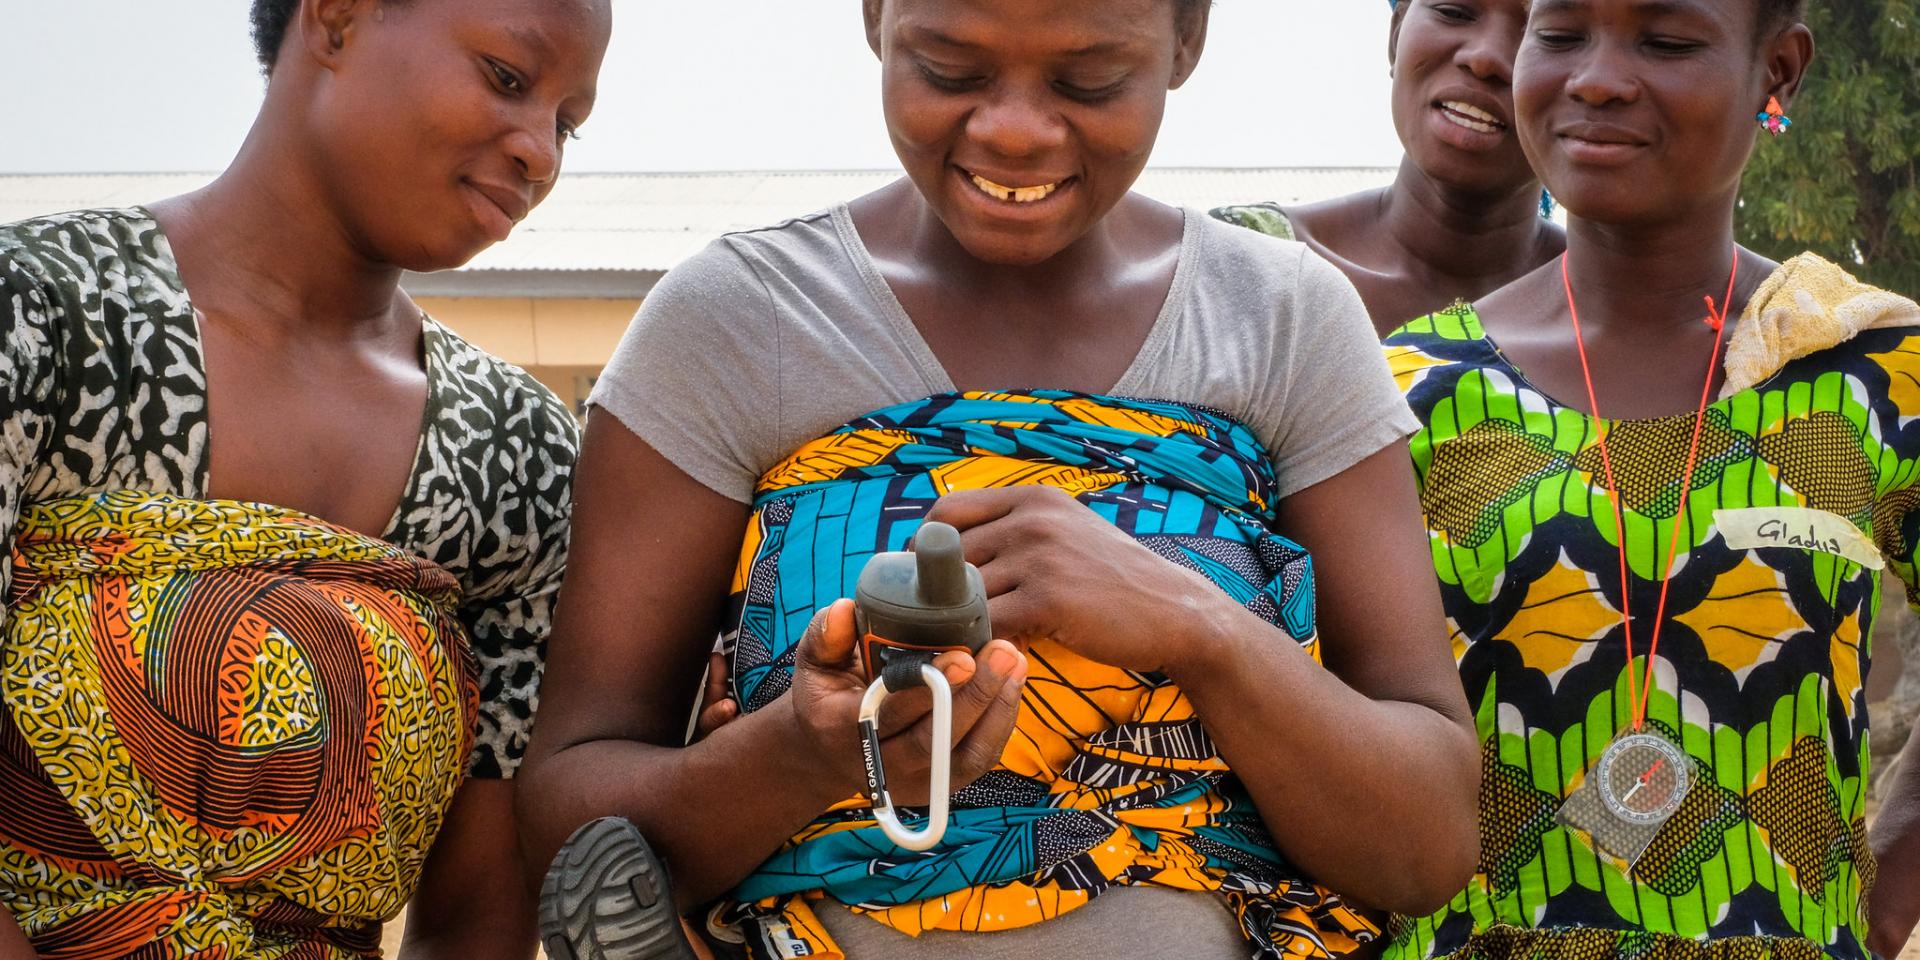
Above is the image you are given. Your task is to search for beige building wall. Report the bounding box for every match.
[415,297,641,415]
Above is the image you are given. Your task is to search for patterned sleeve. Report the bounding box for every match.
[452,367,581,780]
[0,242,63,604]
[1208,202,1297,242]
[1870,327,1920,611]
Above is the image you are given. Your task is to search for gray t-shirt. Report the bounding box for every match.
[589,199,1410,957]
[591,202,1415,504]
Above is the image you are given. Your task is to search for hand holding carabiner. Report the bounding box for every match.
[787,600,1026,810]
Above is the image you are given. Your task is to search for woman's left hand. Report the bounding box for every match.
[924,486,1234,675]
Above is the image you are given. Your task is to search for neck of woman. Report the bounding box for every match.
[156,117,409,337]
[893,183,1147,301]
[1559,210,1745,337]
[1379,156,1554,285]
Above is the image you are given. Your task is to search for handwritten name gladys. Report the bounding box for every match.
[1713,507,1886,570]
[1753,518,1842,555]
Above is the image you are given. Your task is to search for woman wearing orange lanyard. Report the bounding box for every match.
[1384,0,1920,957]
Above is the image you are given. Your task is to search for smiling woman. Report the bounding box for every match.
[1211,0,1563,333]
[0,1,610,957]
[1382,0,1920,957]
[518,0,1481,958]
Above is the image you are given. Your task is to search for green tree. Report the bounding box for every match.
[1739,1,1920,295]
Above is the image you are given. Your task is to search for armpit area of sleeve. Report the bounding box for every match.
[1270,403,1420,500]
[588,379,758,505]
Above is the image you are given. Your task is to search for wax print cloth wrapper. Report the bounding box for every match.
[713,390,1380,960]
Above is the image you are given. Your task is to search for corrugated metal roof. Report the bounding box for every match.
[0,168,1391,276]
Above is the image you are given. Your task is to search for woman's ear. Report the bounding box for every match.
[864,0,886,60]
[1388,1,1410,77]
[1169,1,1211,90]
[298,0,371,70]
[1764,20,1815,112]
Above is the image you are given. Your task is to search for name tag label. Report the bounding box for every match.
[1714,507,1885,570]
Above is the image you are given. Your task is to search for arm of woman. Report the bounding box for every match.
[514,416,1026,905]
[927,444,1477,916]
[397,780,535,959]
[1214,444,1478,912]
[1869,725,1920,958]
[0,913,33,960]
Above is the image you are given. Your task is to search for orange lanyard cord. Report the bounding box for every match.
[1562,252,1738,731]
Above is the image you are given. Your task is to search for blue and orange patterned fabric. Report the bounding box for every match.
[715,390,1376,960]
[1382,255,1920,960]
[0,492,476,959]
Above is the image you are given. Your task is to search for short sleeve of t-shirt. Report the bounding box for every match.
[1120,215,1416,498]
[1265,245,1418,496]
[590,238,782,504]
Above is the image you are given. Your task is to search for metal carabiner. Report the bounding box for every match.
[857,660,952,851]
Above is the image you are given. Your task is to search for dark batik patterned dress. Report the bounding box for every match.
[0,209,576,957]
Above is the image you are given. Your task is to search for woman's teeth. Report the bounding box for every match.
[1440,101,1504,134]
[969,173,1060,204]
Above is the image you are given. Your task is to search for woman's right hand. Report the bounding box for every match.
[788,598,1027,805]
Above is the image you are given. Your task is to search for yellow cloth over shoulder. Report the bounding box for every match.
[1721,253,1920,396]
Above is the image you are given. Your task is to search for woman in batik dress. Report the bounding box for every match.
[520,0,1481,958]
[1384,0,1920,956]
[0,0,608,956]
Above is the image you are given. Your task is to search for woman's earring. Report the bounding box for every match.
[1758,96,1792,136]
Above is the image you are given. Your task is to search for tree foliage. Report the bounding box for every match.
[1739,1,1920,295]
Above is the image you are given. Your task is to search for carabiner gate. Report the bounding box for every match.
[857,660,952,851]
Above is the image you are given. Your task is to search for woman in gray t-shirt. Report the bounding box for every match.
[519,1,1479,958]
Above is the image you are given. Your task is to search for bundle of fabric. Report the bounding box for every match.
[716,390,1375,960]
[0,492,475,959]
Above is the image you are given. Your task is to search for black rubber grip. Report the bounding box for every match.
[882,656,931,693]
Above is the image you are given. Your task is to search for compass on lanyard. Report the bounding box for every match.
[1596,733,1690,825]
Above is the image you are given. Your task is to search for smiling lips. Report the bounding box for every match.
[1438,100,1506,135]
[469,180,531,223]
[1558,122,1651,159]
[966,170,1063,204]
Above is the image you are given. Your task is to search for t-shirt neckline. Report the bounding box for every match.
[827,201,1197,398]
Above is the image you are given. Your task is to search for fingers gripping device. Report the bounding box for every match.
[853,521,992,851]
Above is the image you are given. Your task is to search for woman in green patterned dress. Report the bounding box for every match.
[1384,0,1920,956]
[1211,0,1563,334]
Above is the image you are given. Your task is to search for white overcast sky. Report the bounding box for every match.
[1,2,1405,174]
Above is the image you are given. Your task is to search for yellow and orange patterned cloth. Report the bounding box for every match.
[0,492,476,959]
[717,391,1376,959]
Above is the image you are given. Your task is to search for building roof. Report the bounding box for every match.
[0,168,1391,297]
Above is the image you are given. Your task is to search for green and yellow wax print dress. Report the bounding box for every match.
[0,209,577,958]
[1383,254,1920,960]
[1209,203,1297,242]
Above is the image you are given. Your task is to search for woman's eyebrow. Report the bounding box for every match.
[902,25,980,50]
[1061,41,1129,58]
[900,27,1131,58]
[1530,0,1714,16]
[503,25,556,59]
